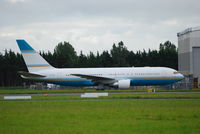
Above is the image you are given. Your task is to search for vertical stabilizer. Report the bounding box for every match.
[16,40,54,73]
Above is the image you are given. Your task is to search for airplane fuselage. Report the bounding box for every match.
[16,40,184,89]
[30,67,183,87]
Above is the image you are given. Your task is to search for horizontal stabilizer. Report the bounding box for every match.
[18,71,46,78]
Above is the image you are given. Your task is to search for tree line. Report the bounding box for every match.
[0,41,177,87]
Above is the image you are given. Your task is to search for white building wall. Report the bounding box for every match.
[178,27,200,75]
[189,30,200,74]
[178,27,200,87]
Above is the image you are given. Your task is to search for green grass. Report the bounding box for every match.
[31,92,200,100]
[0,100,200,134]
[0,88,96,94]
[1,91,200,133]
[106,92,200,99]
[0,88,131,94]
[1,92,200,101]
[0,88,200,94]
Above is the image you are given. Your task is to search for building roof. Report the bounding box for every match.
[177,26,200,37]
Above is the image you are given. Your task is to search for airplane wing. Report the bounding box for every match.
[18,71,46,78]
[71,74,116,84]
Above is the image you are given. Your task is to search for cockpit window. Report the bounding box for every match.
[173,71,179,74]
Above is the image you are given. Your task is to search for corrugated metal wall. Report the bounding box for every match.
[178,27,200,88]
[178,28,200,74]
[178,32,191,74]
[178,52,190,73]
[192,47,200,77]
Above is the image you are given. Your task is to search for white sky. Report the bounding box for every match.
[0,0,200,54]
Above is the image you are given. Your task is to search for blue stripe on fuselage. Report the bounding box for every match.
[45,77,183,86]
[47,80,97,86]
[130,79,180,86]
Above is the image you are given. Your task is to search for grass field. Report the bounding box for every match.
[0,88,200,94]
[1,95,200,134]
[1,92,200,101]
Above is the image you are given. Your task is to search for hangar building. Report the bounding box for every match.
[177,27,200,88]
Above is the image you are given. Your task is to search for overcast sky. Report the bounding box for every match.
[0,0,200,54]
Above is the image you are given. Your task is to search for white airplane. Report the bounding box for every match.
[16,40,184,89]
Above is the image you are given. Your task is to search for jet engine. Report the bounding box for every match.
[113,79,131,89]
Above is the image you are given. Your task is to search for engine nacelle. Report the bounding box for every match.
[113,79,131,89]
